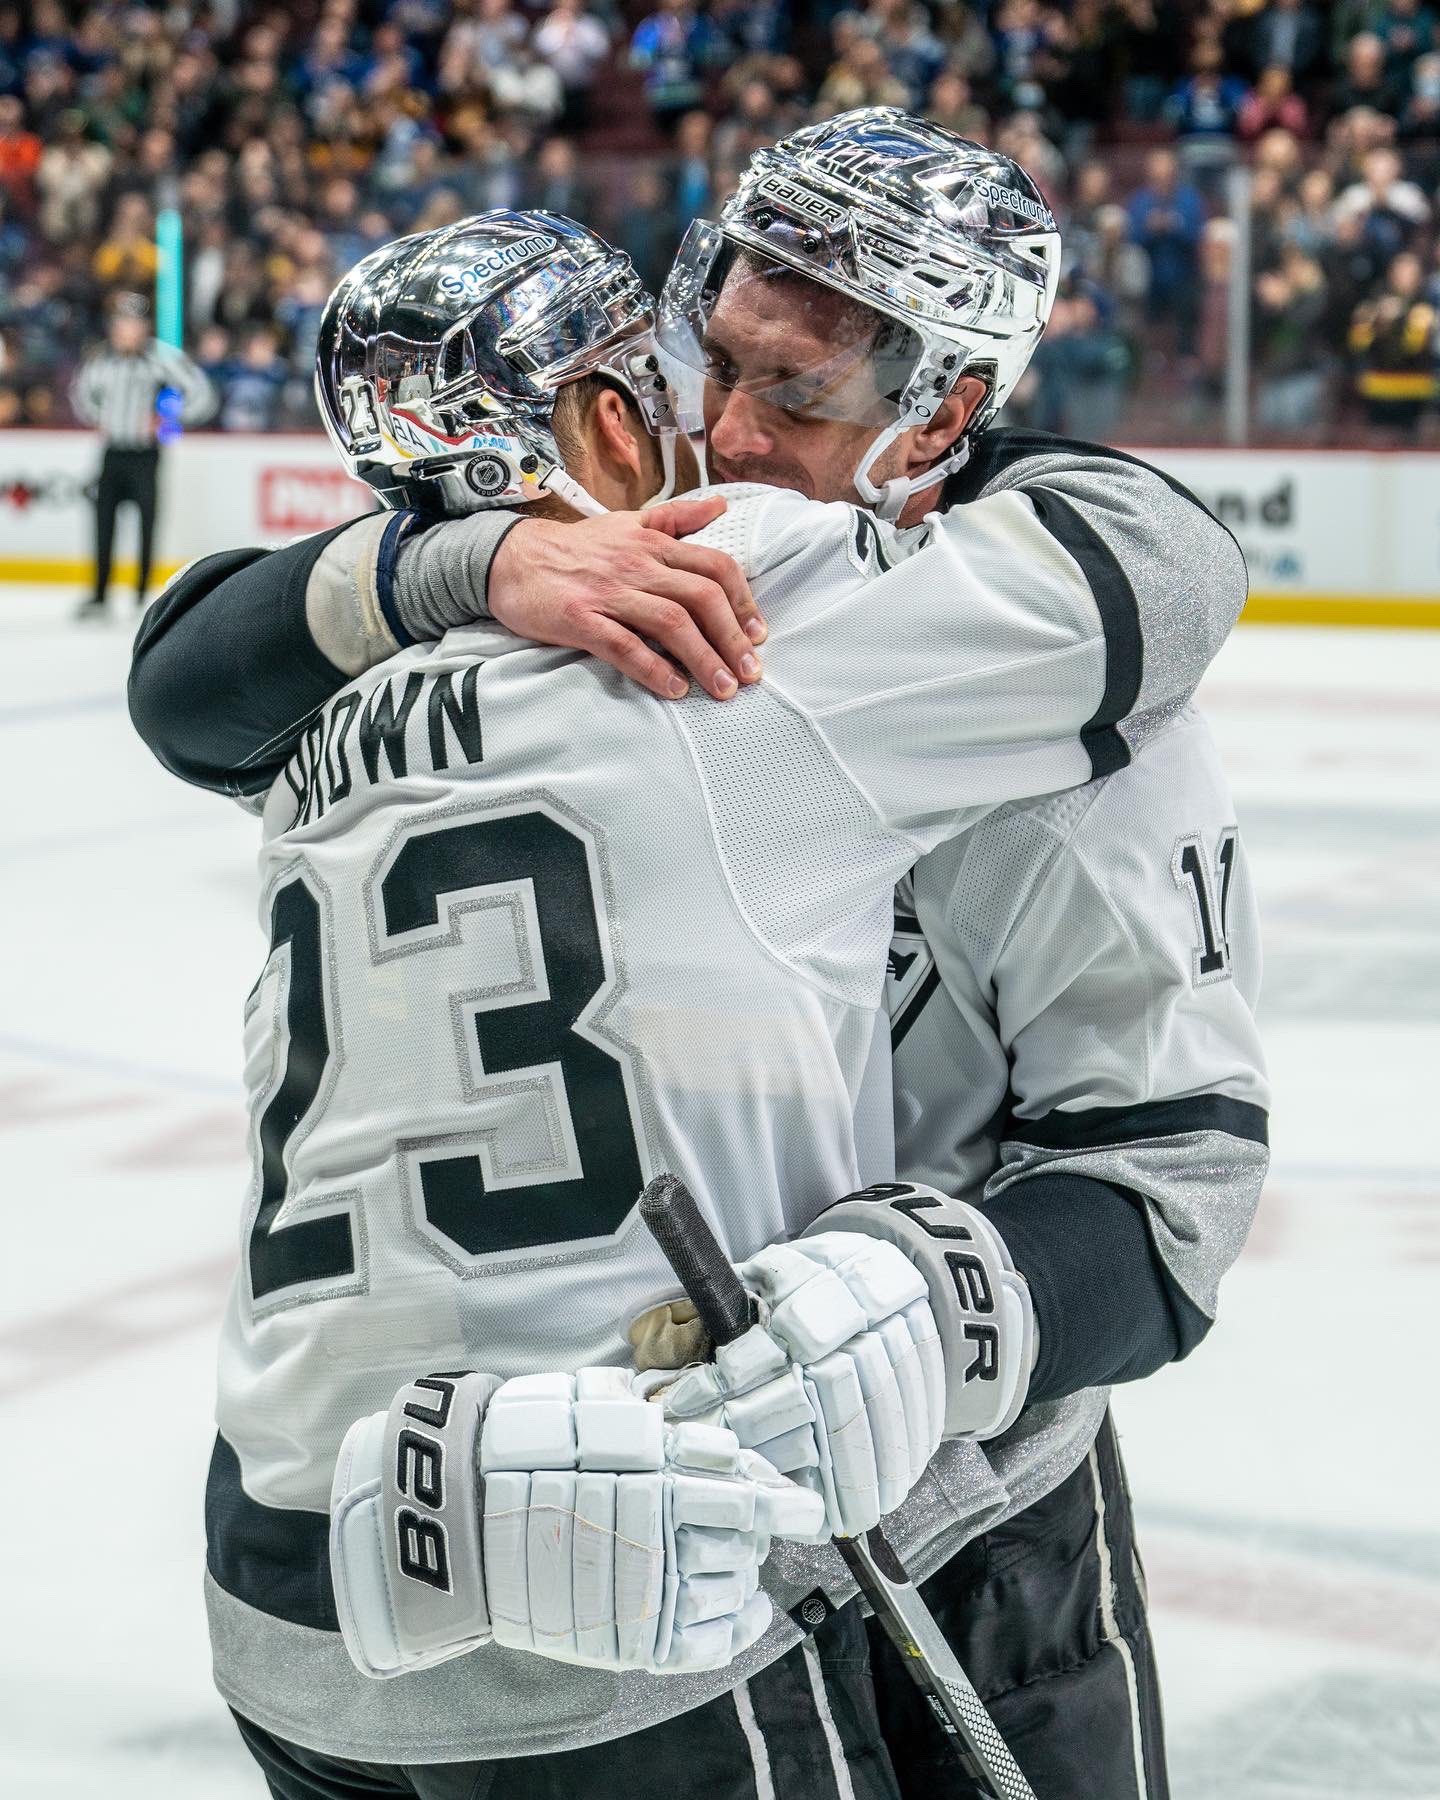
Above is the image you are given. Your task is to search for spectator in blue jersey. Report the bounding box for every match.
[523,132,595,220]
[1026,272,1132,439]
[294,16,364,104]
[217,325,288,432]
[630,0,726,128]
[860,0,946,109]
[0,11,22,100]
[709,0,789,56]
[0,189,27,282]
[1167,40,1250,194]
[362,21,428,96]
[194,323,232,394]
[616,163,678,292]
[24,0,72,70]
[992,0,1064,108]
[671,108,714,224]
[1128,146,1204,358]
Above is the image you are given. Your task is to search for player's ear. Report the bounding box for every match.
[906,376,987,470]
[591,386,645,479]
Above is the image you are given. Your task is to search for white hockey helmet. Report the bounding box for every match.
[315,210,688,519]
[658,107,1062,519]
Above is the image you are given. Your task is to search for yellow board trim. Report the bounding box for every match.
[0,558,184,587]
[2,563,1439,629]
[1241,592,1440,629]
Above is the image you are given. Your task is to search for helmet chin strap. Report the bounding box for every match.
[543,425,682,518]
[541,465,609,518]
[639,427,681,508]
[853,418,972,523]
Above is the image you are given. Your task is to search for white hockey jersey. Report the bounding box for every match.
[207,480,1232,1761]
[890,704,1269,1357]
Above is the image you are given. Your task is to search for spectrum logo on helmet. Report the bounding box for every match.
[438,235,558,299]
[973,180,1055,230]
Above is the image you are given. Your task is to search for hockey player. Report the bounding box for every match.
[129,119,1266,1800]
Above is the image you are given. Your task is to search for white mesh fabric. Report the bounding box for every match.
[921,773,1110,979]
[683,482,773,563]
[670,682,900,1008]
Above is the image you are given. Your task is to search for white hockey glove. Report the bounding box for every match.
[813,1183,1035,1442]
[660,1185,1034,1539]
[661,1232,943,1538]
[330,1366,823,1682]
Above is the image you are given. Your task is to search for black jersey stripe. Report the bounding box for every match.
[1007,1093,1269,1153]
[206,1434,339,1632]
[1024,485,1143,781]
[890,962,939,1050]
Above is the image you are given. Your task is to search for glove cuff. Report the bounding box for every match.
[331,1370,501,1679]
[804,1184,1034,1441]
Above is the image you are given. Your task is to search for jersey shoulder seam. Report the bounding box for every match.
[804,634,1102,723]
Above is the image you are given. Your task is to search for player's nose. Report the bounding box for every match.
[708,387,774,462]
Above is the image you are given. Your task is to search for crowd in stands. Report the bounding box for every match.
[2,0,1440,443]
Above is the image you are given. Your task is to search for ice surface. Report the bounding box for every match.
[1,587,1436,1797]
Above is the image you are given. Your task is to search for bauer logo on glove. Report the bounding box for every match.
[660,1183,1035,1540]
[329,1364,824,1681]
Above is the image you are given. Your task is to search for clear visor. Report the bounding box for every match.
[656,221,923,429]
[386,262,660,412]
[502,263,652,383]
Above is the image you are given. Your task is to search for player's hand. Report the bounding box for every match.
[489,497,766,702]
[661,1234,946,1540]
[330,1367,822,1682]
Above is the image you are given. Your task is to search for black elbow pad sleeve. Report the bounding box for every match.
[986,1171,1213,1404]
[129,523,357,795]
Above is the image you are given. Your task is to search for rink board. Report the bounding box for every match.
[1,430,1438,623]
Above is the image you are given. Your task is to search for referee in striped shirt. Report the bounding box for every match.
[70,294,215,619]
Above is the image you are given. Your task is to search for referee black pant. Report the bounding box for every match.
[233,1413,1167,1800]
[92,444,160,604]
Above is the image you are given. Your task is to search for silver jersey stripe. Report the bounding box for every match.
[204,1392,1110,1763]
[988,1126,1269,1319]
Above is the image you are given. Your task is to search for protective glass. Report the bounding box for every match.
[657,221,923,429]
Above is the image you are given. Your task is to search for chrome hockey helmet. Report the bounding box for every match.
[658,107,1062,519]
[315,210,685,518]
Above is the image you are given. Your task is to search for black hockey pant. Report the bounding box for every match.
[92,444,160,603]
[233,1412,1167,1800]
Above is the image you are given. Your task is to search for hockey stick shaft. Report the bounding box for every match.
[638,1175,1036,1800]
